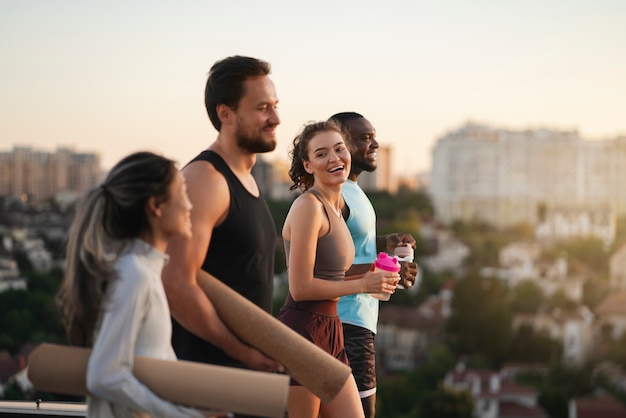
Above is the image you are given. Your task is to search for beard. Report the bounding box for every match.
[235,121,277,154]
[353,157,377,173]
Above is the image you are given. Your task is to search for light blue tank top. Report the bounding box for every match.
[337,180,379,333]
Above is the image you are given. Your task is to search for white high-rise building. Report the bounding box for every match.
[431,122,626,228]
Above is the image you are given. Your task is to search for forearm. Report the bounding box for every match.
[344,263,372,281]
[290,277,367,301]
[166,272,252,362]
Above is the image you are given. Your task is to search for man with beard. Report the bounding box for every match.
[329,112,418,418]
[162,56,283,381]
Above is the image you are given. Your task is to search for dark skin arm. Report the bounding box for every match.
[377,233,419,289]
[342,203,419,289]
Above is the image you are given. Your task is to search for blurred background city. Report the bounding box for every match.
[2,0,626,417]
[4,121,626,417]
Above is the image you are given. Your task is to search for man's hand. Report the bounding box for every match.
[399,261,419,289]
[383,233,416,255]
[241,346,285,374]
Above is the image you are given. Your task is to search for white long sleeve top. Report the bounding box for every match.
[86,239,202,418]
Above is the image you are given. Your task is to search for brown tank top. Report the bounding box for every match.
[284,189,355,281]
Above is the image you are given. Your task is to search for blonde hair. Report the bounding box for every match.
[57,151,176,346]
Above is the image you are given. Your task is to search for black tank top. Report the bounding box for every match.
[171,150,276,366]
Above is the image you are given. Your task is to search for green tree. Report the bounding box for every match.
[368,189,434,222]
[451,220,514,269]
[377,373,421,418]
[419,386,474,418]
[446,273,512,367]
[607,333,626,368]
[377,344,456,418]
[582,279,609,310]
[417,344,457,388]
[510,280,544,313]
[519,362,594,418]
[548,237,608,278]
[546,289,578,311]
[0,289,64,355]
[508,325,561,363]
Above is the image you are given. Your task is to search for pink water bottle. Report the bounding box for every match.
[371,252,400,301]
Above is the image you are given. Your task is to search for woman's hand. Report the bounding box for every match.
[361,270,398,295]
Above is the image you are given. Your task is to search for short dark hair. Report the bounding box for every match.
[205,56,271,131]
[328,112,364,150]
[328,112,364,129]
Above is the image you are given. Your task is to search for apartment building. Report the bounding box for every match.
[430,123,626,228]
[0,146,100,201]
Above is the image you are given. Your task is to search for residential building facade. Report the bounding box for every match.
[0,146,100,201]
[430,122,626,229]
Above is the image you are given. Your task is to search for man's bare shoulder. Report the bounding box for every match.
[182,159,230,217]
[182,159,226,188]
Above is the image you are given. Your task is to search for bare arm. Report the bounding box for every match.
[162,161,282,372]
[376,233,419,288]
[284,194,397,302]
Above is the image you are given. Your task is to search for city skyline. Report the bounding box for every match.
[2,1,625,174]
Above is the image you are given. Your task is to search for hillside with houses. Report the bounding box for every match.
[2,192,626,417]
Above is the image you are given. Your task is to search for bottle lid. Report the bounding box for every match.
[374,252,401,272]
[394,245,414,258]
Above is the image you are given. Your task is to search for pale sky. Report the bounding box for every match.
[2,0,625,176]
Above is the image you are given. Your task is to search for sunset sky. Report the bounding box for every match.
[2,0,625,175]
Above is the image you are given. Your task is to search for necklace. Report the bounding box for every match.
[329,202,342,218]
[311,188,343,218]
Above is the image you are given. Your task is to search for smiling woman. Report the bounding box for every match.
[276,120,399,418]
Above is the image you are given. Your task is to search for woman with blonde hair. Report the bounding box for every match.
[57,151,205,417]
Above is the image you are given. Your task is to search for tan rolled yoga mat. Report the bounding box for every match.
[27,343,288,417]
[28,271,351,413]
[196,271,352,403]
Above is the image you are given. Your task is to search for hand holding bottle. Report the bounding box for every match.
[370,252,400,301]
[394,243,419,289]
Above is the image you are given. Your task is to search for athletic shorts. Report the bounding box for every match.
[342,323,376,396]
[278,298,349,386]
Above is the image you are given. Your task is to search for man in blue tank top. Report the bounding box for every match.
[162,56,284,388]
[329,112,419,418]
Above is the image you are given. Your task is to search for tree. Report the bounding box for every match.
[0,289,65,355]
[551,237,608,278]
[518,361,595,418]
[446,273,512,367]
[546,289,578,311]
[607,333,626,368]
[510,280,544,313]
[508,324,561,363]
[377,344,456,418]
[538,363,594,418]
[582,278,609,310]
[419,386,474,418]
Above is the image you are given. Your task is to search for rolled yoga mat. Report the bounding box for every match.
[27,343,289,417]
[196,271,352,404]
[28,271,351,414]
